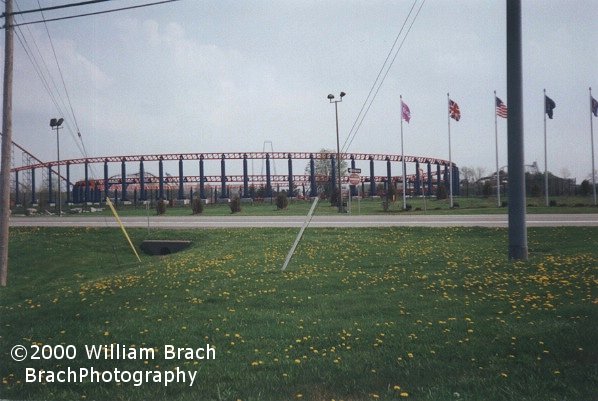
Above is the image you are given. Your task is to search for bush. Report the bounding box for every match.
[549,199,557,207]
[276,192,289,210]
[156,199,167,215]
[229,197,241,214]
[382,201,390,212]
[192,198,203,215]
[501,201,508,207]
[436,185,447,200]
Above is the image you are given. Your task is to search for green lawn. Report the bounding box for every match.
[1,226,596,400]
[18,195,598,217]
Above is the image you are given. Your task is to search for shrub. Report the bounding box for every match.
[192,198,203,215]
[382,201,390,212]
[276,192,289,210]
[549,199,557,207]
[436,185,447,200]
[229,197,241,214]
[501,201,508,207]
[156,199,166,215]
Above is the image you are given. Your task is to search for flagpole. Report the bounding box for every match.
[400,95,407,210]
[543,89,549,207]
[494,90,501,208]
[447,93,453,208]
[591,87,597,206]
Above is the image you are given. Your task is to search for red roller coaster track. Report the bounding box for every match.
[10,151,453,173]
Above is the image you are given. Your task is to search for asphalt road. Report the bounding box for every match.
[9,214,598,228]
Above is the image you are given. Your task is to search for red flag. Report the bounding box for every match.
[495,97,508,118]
[449,99,461,121]
[401,100,411,123]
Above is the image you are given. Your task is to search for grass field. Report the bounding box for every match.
[14,195,598,217]
[1,226,596,400]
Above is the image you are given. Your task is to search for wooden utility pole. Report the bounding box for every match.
[1,0,14,286]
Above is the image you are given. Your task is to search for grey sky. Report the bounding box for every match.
[5,0,598,182]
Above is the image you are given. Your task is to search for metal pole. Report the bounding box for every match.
[56,124,61,216]
[0,0,14,286]
[506,0,528,260]
[590,87,596,206]
[494,90,501,207]
[400,95,407,210]
[447,93,453,208]
[335,101,343,213]
[544,89,549,206]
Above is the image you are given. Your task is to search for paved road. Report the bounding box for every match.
[9,214,598,228]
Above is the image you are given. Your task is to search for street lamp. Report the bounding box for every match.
[50,118,64,216]
[328,91,346,213]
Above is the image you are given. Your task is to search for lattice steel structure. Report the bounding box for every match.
[10,151,459,205]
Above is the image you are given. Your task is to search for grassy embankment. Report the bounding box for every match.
[0,226,596,400]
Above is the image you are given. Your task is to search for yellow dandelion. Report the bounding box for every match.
[400,392,409,397]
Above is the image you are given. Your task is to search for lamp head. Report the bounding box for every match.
[340,91,346,98]
[327,94,335,100]
[50,118,64,128]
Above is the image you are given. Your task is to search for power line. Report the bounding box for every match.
[13,0,87,157]
[37,0,86,157]
[8,0,181,28]
[8,0,113,17]
[341,0,426,155]
[340,0,418,154]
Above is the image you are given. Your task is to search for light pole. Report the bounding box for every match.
[328,91,346,213]
[50,118,64,216]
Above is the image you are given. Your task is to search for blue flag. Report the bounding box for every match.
[545,95,556,119]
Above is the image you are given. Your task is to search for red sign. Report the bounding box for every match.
[348,173,360,186]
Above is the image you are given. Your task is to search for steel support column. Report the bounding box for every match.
[139,159,145,201]
[104,159,109,200]
[243,154,249,197]
[369,156,375,197]
[47,165,53,204]
[265,153,272,198]
[31,168,36,204]
[427,162,432,196]
[287,153,293,196]
[84,160,89,203]
[121,159,127,201]
[220,154,227,198]
[309,154,317,197]
[66,162,71,203]
[199,155,206,199]
[158,158,164,199]
[178,157,184,200]
[415,161,421,195]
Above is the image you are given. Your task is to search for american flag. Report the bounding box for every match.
[495,97,508,118]
[401,100,411,123]
[449,99,460,121]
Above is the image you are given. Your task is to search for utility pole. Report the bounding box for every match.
[0,0,14,286]
[506,0,528,260]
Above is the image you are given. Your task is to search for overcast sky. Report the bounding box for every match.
[4,0,598,182]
